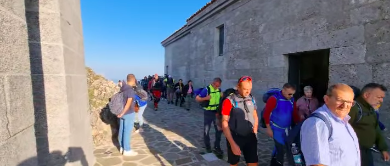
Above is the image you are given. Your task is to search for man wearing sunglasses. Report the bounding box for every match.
[348,83,389,165]
[263,83,300,166]
[220,76,259,166]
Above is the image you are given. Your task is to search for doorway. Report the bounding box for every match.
[287,49,330,104]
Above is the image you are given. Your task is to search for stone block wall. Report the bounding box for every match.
[1,0,94,165]
[163,0,390,106]
[163,1,390,163]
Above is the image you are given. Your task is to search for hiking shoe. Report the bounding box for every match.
[213,147,223,155]
[123,150,138,156]
[205,147,212,153]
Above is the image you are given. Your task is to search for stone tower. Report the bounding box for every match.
[0,0,94,165]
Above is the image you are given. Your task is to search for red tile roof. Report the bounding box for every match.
[161,0,217,44]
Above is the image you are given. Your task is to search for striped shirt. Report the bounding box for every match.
[301,105,360,166]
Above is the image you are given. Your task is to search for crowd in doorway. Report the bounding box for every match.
[113,73,389,166]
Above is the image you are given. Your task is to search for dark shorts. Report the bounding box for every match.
[227,133,258,165]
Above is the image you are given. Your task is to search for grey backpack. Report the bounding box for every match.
[109,92,124,115]
[134,85,148,101]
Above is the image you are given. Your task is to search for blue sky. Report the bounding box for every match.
[81,0,210,81]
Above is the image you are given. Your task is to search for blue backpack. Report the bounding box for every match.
[259,88,282,128]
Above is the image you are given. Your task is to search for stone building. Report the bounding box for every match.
[1,0,94,165]
[162,0,390,118]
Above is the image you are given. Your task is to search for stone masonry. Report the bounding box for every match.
[0,0,94,165]
[162,0,390,147]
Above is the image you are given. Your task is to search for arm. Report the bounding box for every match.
[220,99,236,146]
[292,101,300,124]
[301,118,330,166]
[195,88,209,102]
[376,122,389,152]
[253,110,258,133]
[263,97,277,128]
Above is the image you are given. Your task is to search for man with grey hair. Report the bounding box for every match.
[348,83,389,165]
[301,83,360,166]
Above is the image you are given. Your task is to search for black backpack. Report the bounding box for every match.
[285,112,333,166]
[167,77,174,86]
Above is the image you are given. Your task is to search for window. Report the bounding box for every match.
[218,25,224,56]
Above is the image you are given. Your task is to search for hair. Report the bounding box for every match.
[179,79,182,82]
[126,74,136,82]
[326,83,353,96]
[361,83,387,94]
[303,86,313,92]
[283,83,296,90]
[213,77,222,83]
[188,80,192,84]
[118,80,122,82]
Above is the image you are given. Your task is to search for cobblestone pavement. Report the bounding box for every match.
[94,99,390,166]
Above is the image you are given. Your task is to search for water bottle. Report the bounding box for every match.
[291,143,303,166]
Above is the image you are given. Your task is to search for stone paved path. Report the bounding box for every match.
[93,99,390,166]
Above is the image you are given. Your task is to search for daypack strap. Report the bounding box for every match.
[354,102,363,124]
[310,113,333,139]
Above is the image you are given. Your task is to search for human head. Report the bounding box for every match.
[154,74,158,80]
[179,79,182,83]
[324,83,355,119]
[281,83,296,100]
[188,80,192,85]
[303,86,313,98]
[212,77,222,89]
[236,76,252,97]
[126,74,136,86]
[361,83,387,108]
[118,80,122,87]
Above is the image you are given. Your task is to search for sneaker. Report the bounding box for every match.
[120,147,123,154]
[123,150,138,156]
[186,109,190,111]
[154,108,158,111]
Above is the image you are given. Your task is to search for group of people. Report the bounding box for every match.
[116,73,389,166]
[138,74,195,111]
[194,76,389,166]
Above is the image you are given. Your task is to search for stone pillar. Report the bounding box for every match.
[0,0,38,165]
[0,0,94,165]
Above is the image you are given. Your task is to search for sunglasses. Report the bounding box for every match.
[238,76,252,83]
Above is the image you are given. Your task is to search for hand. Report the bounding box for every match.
[382,151,390,161]
[204,95,211,100]
[253,127,258,134]
[266,127,273,138]
[117,112,124,118]
[231,143,241,155]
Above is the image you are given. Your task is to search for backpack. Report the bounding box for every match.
[286,112,333,166]
[198,86,211,107]
[349,85,361,100]
[133,85,148,101]
[227,93,256,136]
[108,92,125,115]
[259,88,282,128]
[167,77,174,86]
[216,88,237,129]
